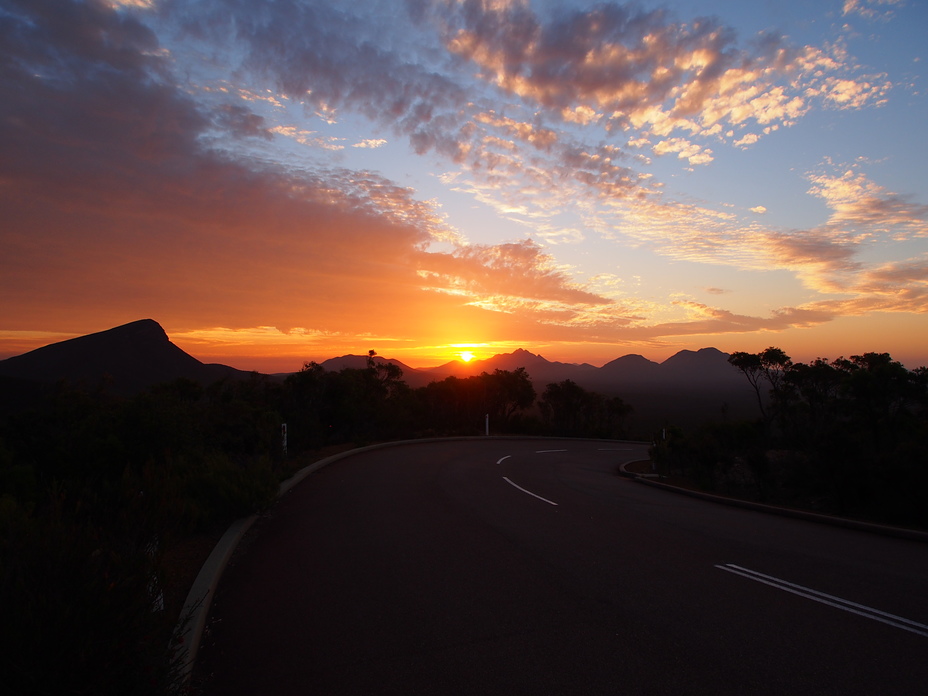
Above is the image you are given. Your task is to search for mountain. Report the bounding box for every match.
[318,354,433,388]
[659,347,742,384]
[420,346,754,432]
[320,354,416,373]
[424,348,598,386]
[598,353,662,386]
[0,319,758,431]
[0,319,250,395]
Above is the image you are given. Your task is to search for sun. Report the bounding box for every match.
[459,351,475,362]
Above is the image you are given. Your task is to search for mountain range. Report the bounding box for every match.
[0,319,758,428]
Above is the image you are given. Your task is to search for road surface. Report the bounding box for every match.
[194,438,928,695]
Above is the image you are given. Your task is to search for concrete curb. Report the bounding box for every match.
[619,462,928,544]
[174,437,433,683]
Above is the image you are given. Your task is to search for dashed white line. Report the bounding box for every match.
[716,563,928,638]
[503,477,558,506]
[535,449,567,453]
[496,455,511,465]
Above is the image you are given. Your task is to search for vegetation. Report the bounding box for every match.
[0,374,286,695]
[0,357,630,694]
[8,344,925,694]
[651,349,928,528]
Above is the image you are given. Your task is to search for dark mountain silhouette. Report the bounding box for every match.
[598,353,662,386]
[319,354,415,373]
[659,347,741,383]
[0,319,757,430]
[424,348,598,385]
[0,319,250,396]
[596,347,754,431]
[318,354,433,388]
[413,346,754,431]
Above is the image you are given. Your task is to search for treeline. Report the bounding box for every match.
[651,348,928,528]
[0,353,630,695]
[284,354,632,445]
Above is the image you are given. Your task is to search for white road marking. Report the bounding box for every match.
[716,563,928,638]
[536,449,567,453]
[496,455,511,465]
[503,477,558,506]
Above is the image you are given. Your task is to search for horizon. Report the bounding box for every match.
[1,1,926,371]
[1,319,925,374]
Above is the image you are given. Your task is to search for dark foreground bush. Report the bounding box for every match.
[0,495,186,695]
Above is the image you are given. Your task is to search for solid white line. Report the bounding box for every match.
[496,455,511,465]
[716,563,928,638]
[503,477,558,506]
[725,564,928,630]
[536,449,567,453]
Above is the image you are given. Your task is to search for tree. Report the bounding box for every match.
[539,380,631,439]
[728,347,792,432]
[483,368,536,427]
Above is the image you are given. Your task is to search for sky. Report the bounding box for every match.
[1,0,926,372]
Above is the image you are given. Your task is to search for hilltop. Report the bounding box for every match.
[0,320,757,429]
[0,319,251,398]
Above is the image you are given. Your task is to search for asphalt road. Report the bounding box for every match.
[194,438,928,695]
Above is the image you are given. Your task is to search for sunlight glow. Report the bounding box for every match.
[459,351,475,362]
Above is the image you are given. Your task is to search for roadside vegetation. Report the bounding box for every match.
[0,352,629,695]
[650,348,928,529]
[5,345,925,694]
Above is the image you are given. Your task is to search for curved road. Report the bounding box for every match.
[194,438,928,695]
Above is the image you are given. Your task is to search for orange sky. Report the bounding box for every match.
[1,0,926,373]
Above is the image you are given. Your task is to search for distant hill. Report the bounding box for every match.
[423,348,599,385]
[0,319,250,396]
[0,320,759,431]
[318,354,433,389]
[419,346,754,431]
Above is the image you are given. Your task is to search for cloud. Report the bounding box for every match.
[417,239,612,309]
[842,0,905,20]
[271,125,345,150]
[430,0,886,148]
[1,0,588,340]
[653,137,714,165]
[353,139,388,148]
[161,0,472,159]
[1,0,924,364]
[806,167,928,237]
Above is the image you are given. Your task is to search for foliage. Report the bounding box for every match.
[414,368,537,435]
[5,342,923,693]
[0,375,287,695]
[669,347,928,525]
[539,379,632,439]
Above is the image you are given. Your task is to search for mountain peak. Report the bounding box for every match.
[0,319,243,394]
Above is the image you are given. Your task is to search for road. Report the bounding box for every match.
[194,438,928,695]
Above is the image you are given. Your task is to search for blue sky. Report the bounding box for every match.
[1,0,925,370]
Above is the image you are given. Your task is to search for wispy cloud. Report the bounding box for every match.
[353,139,388,148]
[842,0,906,21]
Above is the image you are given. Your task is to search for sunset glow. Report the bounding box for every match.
[1,0,926,371]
